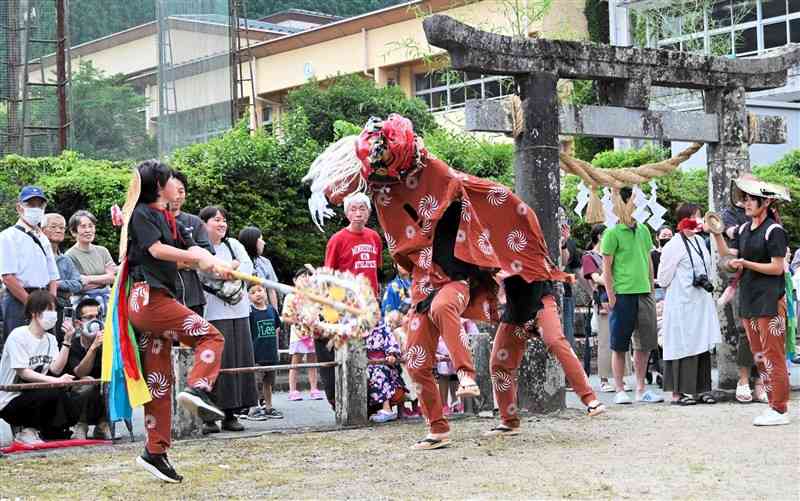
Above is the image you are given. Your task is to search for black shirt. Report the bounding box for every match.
[250,305,280,365]
[66,337,102,378]
[731,217,787,318]
[174,212,214,308]
[128,204,197,296]
[561,238,581,297]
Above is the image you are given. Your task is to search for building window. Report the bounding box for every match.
[413,70,514,112]
[653,0,799,56]
[262,105,273,125]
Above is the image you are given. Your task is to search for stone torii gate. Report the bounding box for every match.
[423,14,796,410]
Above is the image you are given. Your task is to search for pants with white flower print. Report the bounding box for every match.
[129,286,224,454]
[491,295,596,429]
[405,280,476,434]
[741,298,789,414]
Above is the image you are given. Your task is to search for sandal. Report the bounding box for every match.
[698,393,716,404]
[483,425,520,437]
[735,383,752,403]
[670,395,696,406]
[410,436,451,450]
[587,400,606,417]
[456,383,480,398]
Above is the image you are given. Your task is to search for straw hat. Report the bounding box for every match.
[731,176,791,205]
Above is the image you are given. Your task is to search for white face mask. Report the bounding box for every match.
[23,207,45,227]
[38,310,58,331]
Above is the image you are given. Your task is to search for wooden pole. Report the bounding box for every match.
[56,0,68,152]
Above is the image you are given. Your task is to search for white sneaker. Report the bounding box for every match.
[74,422,89,440]
[15,428,44,445]
[753,408,791,426]
[599,382,615,393]
[635,390,664,403]
[614,391,632,405]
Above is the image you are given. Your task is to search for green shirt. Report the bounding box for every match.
[601,223,653,295]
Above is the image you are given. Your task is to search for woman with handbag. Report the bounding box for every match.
[657,203,721,406]
[198,206,259,433]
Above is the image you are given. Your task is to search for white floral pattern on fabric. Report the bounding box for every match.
[456,292,467,310]
[130,286,144,313]
[420,219,433,235]
[749,318,758,332]
[384,232,397,252]
[516,203,528,216]
[416,280,434,296]
[456,230,467,243]
[487,187,509,207]
[511,260,523,273]
[183,314,210,337]
[491,370,512,392]
[417,247,432,269]
[461,198,472,223]
[164,330,180,342]
[478,230,494,255]
[200,349,216,365]
[138,332,151,350]
[768,316,785,337]
[409,317,421,332]
[405,225,417,239]
[506,230,528,253]
[459,327,470,349]
[192,377,212,391]
[418,194,440,220]
[763,358,774,376]
[405,176,419,190]
[147,372,170,399]
[406,345,427,369]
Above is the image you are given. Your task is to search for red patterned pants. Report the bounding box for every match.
[741,298,789,414]
[405,280,475,434]
[129,285,224,454]
[491,295,597,429]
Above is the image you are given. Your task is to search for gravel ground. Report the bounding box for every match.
[1,392,797,500]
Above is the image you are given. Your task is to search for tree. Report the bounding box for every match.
[66,61,156,161]
[285,74,437,144]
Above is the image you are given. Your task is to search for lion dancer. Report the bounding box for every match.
[304,114,604,449]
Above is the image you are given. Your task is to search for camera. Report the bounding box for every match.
[692,274,714,293]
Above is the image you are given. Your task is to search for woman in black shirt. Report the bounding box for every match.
[712,176,791,427]
[126,160,232,482]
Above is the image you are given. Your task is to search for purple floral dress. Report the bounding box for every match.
[366,323,406,406]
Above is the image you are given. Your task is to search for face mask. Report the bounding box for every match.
[39,310,57,331]
[658,238,670,247]
[23,206,45,226]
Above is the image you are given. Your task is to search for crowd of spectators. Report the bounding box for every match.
[1,171,797,446]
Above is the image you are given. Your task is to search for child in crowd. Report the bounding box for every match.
[386,310,420,418]
[366,321,406,423]
[246,283,283,420]
[435,337,460,415]
[282,268,324,401]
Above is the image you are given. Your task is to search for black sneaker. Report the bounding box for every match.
[136,449,183,483]
[221,417,245,432]
[177,388,224,420]
[263,408,284,419]
[202,421,221,435]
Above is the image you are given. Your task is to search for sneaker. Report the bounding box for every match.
[599,382,615,393]
[246,407,268,421]
[309,389,325,400]
[753,408,791,426]
[221,417,245,432]
[623,383,633,392]
[370,410,398,423]
[754,385,769,404]
[177,388,224,420]
[636,390,664,403]
[74,422,89,440]
[614,391,632,405]
[14,428,44,446]
[136,449,183,483]
[288,390,303,401]
[201,421,220,435]
[263,407,284,419]
[92,421,112,440]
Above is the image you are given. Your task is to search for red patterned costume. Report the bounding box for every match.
[306,115,602,445]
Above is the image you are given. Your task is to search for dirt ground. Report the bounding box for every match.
[1,393,798,500]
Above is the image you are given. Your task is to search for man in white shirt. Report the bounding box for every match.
[0,186,59,349]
